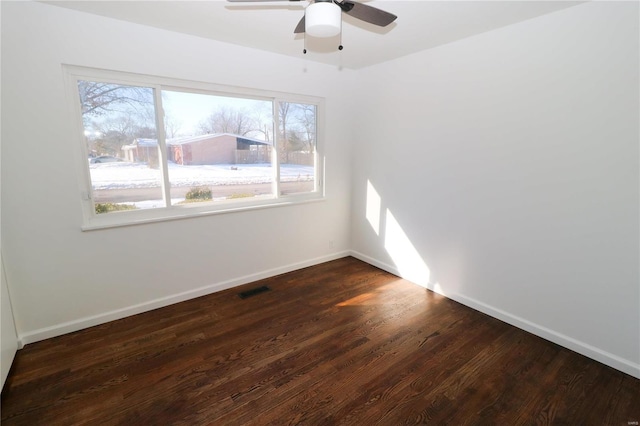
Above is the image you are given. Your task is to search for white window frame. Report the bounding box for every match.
[63,65,325,230]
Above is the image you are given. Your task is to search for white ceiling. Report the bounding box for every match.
[44,0,584,69]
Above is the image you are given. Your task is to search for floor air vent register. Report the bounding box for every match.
[238,286,271,299]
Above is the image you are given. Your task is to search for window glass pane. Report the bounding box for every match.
[161,90,274,205]
[278,102,316,196]
[78,80,163,213]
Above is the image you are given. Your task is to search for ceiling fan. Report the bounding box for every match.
[227,0,397,52]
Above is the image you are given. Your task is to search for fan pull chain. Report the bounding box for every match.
[303,32,307,54]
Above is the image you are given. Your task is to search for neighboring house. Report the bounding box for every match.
[121,138,161,165]
[169,134,271,165]
[122,133,272,165]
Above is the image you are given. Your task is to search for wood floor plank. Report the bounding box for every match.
[2,257,638,425]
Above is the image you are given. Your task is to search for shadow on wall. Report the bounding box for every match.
[365,179,446,296]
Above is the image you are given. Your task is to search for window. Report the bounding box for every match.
[65,67,323,229]
[278,102,317,196]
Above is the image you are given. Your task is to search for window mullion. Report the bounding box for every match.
[154,86,172,207]
[273,99,281,198]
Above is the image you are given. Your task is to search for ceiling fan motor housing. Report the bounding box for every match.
[305,1,342,37]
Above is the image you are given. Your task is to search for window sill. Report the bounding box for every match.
[81,194,325,231]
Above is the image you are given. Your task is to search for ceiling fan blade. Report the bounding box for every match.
[341,1,397,27]
[227,0,301,2]
[294,15,306,34]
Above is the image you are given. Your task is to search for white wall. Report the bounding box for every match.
[1,1,354,343]
[1,0,20,385]
[351,2,639,378]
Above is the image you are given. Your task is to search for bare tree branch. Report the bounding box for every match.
[198,106,261,137]
[78,80,154,118]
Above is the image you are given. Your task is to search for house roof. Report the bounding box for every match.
[131,138,158,148]
[125,133,271,148]
[168,133,270,146]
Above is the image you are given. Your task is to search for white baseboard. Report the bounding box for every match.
[350,251,399,276]
[349,250,640,379]
[18,251,351,347]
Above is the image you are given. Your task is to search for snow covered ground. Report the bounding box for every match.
[89,162,314,190]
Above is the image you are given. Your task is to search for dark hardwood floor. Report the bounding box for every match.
[2,257,638,425]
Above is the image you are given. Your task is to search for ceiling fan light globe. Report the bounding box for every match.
[305,2,341,38]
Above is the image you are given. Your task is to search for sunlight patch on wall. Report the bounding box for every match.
[366,180,382,236]
[384,209,431,287]
[431,282,447,297]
